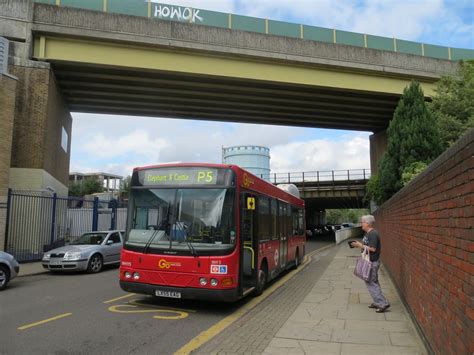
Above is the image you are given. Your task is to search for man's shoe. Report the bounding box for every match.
[375,304,390,313]
[368,303,377,309]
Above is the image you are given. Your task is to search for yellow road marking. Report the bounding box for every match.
[103,293,136,304]
[108,304,188,319]
[128,299,196,313]
[18,313,72,331]
[175,244,333,354]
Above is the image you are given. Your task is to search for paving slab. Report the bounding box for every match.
[192,244,427,355]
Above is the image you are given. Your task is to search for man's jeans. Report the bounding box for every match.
[365,260,389,308]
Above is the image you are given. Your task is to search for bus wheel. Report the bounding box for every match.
[293,249,300,269]
[254,264,267,296]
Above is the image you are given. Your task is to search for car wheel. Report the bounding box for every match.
[0,265,10,291]
[87,254,103,274]
[254,263,267,296]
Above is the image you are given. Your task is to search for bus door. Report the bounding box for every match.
[240,192,257,292]
[278,202,288,270]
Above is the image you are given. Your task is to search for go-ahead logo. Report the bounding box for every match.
[158,259,182,269]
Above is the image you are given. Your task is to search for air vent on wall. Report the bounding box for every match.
[0,37,9,74]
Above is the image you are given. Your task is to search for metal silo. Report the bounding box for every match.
[222,145,270,180]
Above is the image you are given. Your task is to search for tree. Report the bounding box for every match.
[68,178,104,197]
[82,179,104,195]
[378,80,441,202]
[120,175,132,193]
[325,209,369,224]
[429,60,474,150]
[365,174,384,206]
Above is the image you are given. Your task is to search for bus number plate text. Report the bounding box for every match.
[155,290,181,298]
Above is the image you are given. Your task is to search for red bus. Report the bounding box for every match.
[119,163,306,302]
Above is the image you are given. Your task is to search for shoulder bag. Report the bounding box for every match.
[354,246,372,281]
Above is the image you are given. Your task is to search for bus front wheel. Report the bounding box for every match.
[254,264,267,296]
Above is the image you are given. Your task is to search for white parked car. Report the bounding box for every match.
[42,230,124,273]
[0,251,20,290]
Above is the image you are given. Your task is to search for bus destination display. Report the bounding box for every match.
[141,168,219,186]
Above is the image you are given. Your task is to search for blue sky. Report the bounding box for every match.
[70,0,473,178]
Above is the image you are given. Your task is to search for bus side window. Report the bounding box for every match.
[270,199,278,240]
[257,196,270,242]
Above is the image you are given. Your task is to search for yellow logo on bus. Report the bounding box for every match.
[158,259,181,269]
[243,173,255,187]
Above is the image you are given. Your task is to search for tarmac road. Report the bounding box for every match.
[0,238,333,354]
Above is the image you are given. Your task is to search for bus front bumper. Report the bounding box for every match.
[120,280,241,302]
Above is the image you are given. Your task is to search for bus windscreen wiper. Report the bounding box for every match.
[143,203,171,253]
[176,221,198,256]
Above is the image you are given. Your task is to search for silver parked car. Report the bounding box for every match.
[0,251,20,290]
[42,230,124,273]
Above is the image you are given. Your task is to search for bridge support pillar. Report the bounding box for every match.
[7,64,72,196]
[370,130,388,176]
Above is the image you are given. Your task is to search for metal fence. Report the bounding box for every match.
[3,190,127,262]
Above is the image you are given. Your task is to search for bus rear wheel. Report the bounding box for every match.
[293,248,300,269]
[254,264,267,296]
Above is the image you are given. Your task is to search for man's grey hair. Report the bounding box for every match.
[360,215,375,226]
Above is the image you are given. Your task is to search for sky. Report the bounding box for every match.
[70,0,474,179]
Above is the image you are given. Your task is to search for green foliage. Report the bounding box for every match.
[378,80,441,202]
[364,174,384,206]
[325,209,369,224]
[429,60,474,150]
[68,182,83,197]
[120,175,132,193]
[400,161,428,186]
[68,179,104,197]
[82,179,104,195]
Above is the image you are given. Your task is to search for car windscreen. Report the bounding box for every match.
[71,233,107,245]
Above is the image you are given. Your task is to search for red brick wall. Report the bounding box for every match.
[374,128,473,355]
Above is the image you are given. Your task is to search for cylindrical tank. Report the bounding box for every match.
[222,145,270,180]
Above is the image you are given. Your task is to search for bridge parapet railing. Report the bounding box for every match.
[258,169,371,185]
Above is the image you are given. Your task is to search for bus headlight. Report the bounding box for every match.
[124,272,132,279]
[133,272,140,280]
[210,278,218,287]
[199,277,208,286]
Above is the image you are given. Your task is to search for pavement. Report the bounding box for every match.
[17,244,427,355]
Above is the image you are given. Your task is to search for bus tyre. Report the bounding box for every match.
[254,266,267,296]
[87,254,103,274]
[293,249,300,269]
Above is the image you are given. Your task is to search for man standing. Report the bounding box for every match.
[351,215,390,313]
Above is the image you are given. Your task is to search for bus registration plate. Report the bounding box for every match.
[155,290,181,298]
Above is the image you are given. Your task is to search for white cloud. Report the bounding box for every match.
[270,133,370,173]
[71,114,370,178]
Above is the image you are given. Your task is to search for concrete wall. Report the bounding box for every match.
[335,227,363,244]
[374,128,473,354]
[370,130,388,175]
